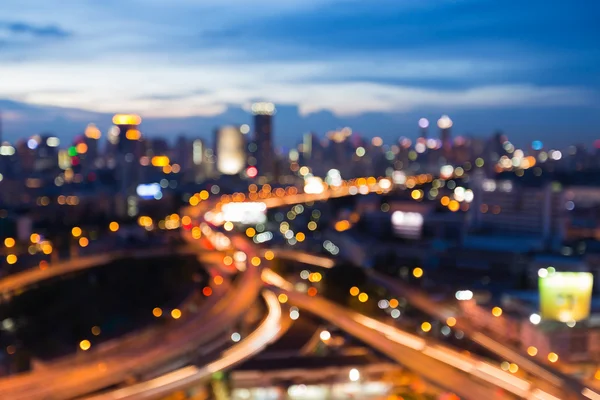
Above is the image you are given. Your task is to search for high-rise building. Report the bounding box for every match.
[112,114,143,210]
[418,118,429,139]
[437,115,453,158]
[215,125,245,175]
[83,123,101,171]
[252,102,276,180]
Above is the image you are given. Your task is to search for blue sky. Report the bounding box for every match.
[0,0,599,147]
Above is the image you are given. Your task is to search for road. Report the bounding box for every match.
[0,246,263,400]
[0,246,197,296]
[262,270,515,400]
[83,290,283,400]
[367,269,592,399]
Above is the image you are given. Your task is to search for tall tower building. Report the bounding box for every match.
[437,115,453,157]
[112,114,142,215]
[214,126,245,175]
[252,102,275,180]
[83,123,101,172]
[418,118,429,139]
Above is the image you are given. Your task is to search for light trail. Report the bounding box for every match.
[84,291,282,400]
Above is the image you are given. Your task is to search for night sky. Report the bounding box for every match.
[1,0,599,147]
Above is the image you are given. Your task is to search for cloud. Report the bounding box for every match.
[0,21,70,39]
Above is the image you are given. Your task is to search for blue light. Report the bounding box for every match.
[136,183,162,200]
[532,140,543,151]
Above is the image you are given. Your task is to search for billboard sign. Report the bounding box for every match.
[539,272,593,322]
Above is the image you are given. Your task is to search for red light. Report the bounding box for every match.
[71,156,80,166]
[307,287,317,297]
[202,286,213,297]
[246,166,258,178]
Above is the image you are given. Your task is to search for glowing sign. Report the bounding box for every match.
[136,183,162,200]
[539,272,593,322]
[221,202,267,224]
[391,211,424,239]
[216,126,245,175]
[112,114,142,126]
[46,137,60,147]
[151,156,170,167]
[251,102,276,115]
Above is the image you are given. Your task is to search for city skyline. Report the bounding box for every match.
[1,0,599,146]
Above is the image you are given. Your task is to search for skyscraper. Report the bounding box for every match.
[437,115,453,158]
[252,102,275,180]
[215,126,245,175]
[418,118,429,139]
[112,114,143,214]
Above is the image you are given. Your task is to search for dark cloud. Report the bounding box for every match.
[1,21,70,38]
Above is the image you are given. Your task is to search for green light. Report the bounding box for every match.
[68,146,77,157]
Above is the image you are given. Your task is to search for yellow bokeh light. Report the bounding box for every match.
[79,237,89,247]
[181,216,191,226]
[171,309,182,319]
[389,298,399,308]
[440,196,450,206]
[125,129,141,140]
[246,227,256,237]
[350,286,360,296]
[79,340,91,351]
[412,267,424,278]
[308,221,317,231]
[527,346,538,356]
[71,227,82,238]
[191,226,201,239]
[492,307,503,317]
[152,307,163,317]
[358,292,369,303]
[223,256,233,266]
[411,190,422,200]
[189,196,199,206]
[76,142,88,154]
[4,238,15,248]
[446,317,457,327]
[448,200,460,212]
[112,114,141,125]
[30,233,41,243]
[421,322,432,332]
[109,222,119,232]
[6,254,17,265]
[224,221,234,231]
[151,156,170,167]
[91,326,101,336]
[41,243,52,255]
[296,232,306,242]
[199,190,209,200]
[278,294,288,304]
[548,353,559,363]
[508,363,519,373]
[264,250,275,261]
[334,220,351,232]
[251,257,261,266]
